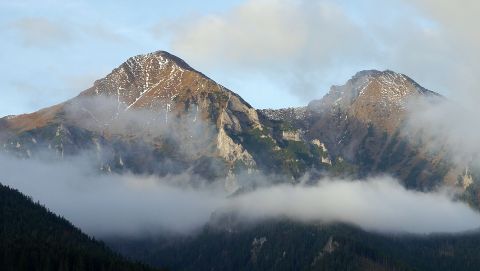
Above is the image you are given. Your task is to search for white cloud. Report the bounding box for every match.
[229,177,480,234]
[403,0,480,107]
[406,96,480,170]
[160,0,480,109]
[0,154,225,236]
[1,153,479,237]
[168,0,372,101]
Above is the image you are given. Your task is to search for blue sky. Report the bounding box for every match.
[1,0,479,116]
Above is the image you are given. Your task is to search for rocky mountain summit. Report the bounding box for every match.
[261,69,466,190]
[0,51,475,195]
[308,70,440,133]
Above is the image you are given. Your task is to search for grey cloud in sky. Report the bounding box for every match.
[404,0,480,107]
[10,17,72,47]
[398,0,480,172]
[9,16,129,48]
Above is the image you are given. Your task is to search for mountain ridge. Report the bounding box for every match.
[0,50,473,194]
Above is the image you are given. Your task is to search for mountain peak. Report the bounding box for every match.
[123,50,196,73]
[309,69,441,133]
[352,69,391,79]
[350,69,413,92]
[352,69,401,78]
[350,69,438,97]
[3,50,258,136]
[314,69,439,110]
[79,50,222,111]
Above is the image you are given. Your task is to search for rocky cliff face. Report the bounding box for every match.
[2,51,332,191]
[0,51,265,188]
[262,70,457,189]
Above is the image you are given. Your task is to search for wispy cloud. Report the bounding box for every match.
[165,0,370,101]
[406,96,480,171]
[1,152,478,237]
[1,95,479,237]
[156,0,480,108]
[10,17,72,47]
[9,16,129,48]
